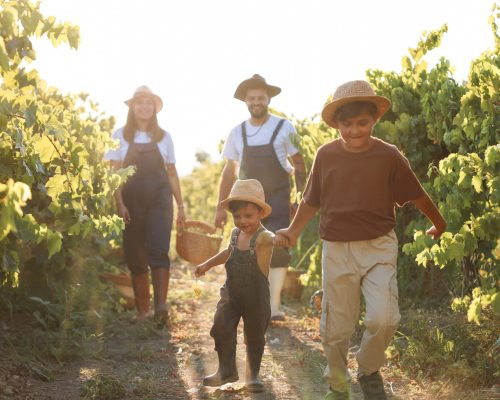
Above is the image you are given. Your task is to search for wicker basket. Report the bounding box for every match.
[282,269,303,299]
[176,220,223,264]
[99,272,135,310]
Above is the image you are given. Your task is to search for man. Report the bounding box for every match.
[215,74,306,321]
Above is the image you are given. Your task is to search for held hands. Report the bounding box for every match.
[274,228,298,248]
[194,264,210,278]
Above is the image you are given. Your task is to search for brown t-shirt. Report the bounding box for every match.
[303,137,424,241]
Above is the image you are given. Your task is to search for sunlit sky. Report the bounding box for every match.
[33,0,496,175]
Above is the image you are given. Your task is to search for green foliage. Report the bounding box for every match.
[387,308,499,387]
[180,151,224,226]
[0,1,125,308]
[80,373,125,400]
[291,8,500,329]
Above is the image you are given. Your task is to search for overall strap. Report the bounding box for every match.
[249,227,265,256]
[269,119,285,144]
[241,122,248,147]
[230,228,241,247]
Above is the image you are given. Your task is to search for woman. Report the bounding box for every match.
[105,85,185,325]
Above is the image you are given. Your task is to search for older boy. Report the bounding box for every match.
[276,80,446,400]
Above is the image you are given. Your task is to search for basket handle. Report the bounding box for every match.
[178,220,217,235]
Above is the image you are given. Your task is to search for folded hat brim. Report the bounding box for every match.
[220,195,272,218]
[322,95,391,128]
[124,94,163,113]
[234,80,281,101]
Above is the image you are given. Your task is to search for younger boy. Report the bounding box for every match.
[195,179,275,393]
[275,80,446,400]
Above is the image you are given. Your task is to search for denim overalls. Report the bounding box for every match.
[121,140,173,275]
[239,119,291,267]
[210,228,271,357]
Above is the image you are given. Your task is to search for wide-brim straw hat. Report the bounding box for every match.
[321,80,391,128]
[125,85,163,113]
[234,74,281,101]
[219,179,272,218]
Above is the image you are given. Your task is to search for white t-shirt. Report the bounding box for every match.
[222,114,299,175]
[104,127,176,165]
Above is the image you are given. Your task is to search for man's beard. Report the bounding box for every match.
[248,105,268,119]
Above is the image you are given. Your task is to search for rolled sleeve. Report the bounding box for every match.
[222,130,240,161]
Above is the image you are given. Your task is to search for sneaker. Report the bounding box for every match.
[358,372,387,400]
[324,387,350,400]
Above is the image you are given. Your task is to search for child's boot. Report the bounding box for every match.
[245,344,265,392]
[203,346,238,386]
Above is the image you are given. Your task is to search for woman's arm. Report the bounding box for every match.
[111,160,131,224]
[166,163,185,228]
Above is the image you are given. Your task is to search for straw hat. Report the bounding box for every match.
[234,74,281,101]
[321,80,391,128]
[125,85,163,112]
[219,179,272,217]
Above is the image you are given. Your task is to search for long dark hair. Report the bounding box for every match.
[123,107,165,143]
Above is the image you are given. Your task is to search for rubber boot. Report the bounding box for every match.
[151,268,170,327]
[245,344,265,392]
[269,267,287,320]
[203,345,239,386]
[131,272,150,321]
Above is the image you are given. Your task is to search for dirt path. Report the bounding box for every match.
[1,264,497,399]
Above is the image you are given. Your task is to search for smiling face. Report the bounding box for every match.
[337,110,377,152]
[245,88,270,120]
[132,95,156,124]
[230,202,264,234]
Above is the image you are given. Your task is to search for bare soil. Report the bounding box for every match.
[1,264,498,400]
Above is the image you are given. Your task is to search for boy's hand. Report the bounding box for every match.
[426,225,445,240]
[275,228,298,247]
[274,233,290,248]
[195,264,210,278]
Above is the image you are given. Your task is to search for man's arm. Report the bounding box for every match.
[412,192,447,239]
[214,159,238,228]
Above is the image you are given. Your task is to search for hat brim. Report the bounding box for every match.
[125,94,163,113]
[321,95,391,128]
[234,80,281,101]
[219,195,272,218]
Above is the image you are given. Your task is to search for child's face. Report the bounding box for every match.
[337,110,376,152]
[231,203,264,234]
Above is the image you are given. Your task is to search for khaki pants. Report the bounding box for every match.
[320,230,400,391]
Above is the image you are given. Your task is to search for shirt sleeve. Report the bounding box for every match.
[160,131,176,164]
[222,127,240,161]
[282,120,299,156]
[302,150,322,207]
[103,129,124,161]
[393,151,425,206]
